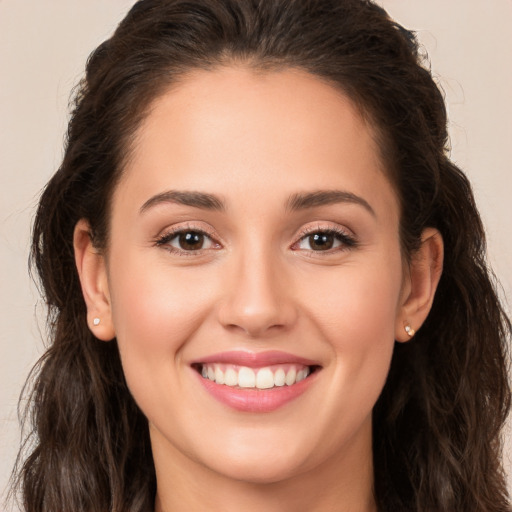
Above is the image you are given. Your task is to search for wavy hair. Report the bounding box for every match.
[12,0,511,511]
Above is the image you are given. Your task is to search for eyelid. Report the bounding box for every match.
[154,222,222,254]
[153,221,357,256]
[291,222,358,252]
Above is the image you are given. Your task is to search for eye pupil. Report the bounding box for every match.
[310,233,334,250]
[179,231,204,250]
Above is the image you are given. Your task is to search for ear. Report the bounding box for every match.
[73,219,116,341]
[395,227,444,342]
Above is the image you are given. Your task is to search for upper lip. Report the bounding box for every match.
[192,350,321,368]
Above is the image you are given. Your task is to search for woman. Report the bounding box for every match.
[12,0,511,510]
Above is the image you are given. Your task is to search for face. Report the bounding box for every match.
[99,67,409,484]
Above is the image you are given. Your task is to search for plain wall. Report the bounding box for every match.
[1,0,511,506]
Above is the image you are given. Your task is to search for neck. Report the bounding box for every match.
[151,421,377,512]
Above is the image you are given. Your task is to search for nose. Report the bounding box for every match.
[217,249,298,338]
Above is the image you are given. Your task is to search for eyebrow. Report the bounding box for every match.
[286,190,376,217]
[139,188,375,217]
[139,190,225,214]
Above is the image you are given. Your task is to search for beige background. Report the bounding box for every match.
[1,0,511,506]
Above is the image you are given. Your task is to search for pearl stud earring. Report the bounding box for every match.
[404,324,415,337]
[93,317,100,326]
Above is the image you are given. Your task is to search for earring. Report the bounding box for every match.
[404,324,415,337]
[93,317,101,326]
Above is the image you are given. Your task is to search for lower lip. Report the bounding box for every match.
[195,370,318,413]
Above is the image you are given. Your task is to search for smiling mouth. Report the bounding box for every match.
[193,363,320,390]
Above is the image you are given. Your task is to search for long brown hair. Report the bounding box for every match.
[12,1,511,511]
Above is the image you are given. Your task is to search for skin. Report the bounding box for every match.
[74,67,443,511]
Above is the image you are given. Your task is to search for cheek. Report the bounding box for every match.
[300,257,403,348]
[107,255,217,375]
[296,252,403,403]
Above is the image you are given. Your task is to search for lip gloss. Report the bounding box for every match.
[196,371,317,412]
[191,350,320,412]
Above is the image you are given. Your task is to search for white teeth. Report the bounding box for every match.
[224,367,238,386]
[200,363,312,389]
[214,365,224,385]
[296,369,307,382]
[238,367,256,388]
[285,368,297,386]
[274,368,286,387]
[256,368,274,389]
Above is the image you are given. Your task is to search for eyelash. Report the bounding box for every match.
[291,225,358,253]
[155,223,358,256]
[155,224,220,256]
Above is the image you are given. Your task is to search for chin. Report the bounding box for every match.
[212,457,308,485]
[195,433,316,485]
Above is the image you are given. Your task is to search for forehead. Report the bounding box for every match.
[116,66,398,222]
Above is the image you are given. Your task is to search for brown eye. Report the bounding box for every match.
[158,229,217,252]
[307,233,334,251]
[177,231,205,250]
[294,229,356,252]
